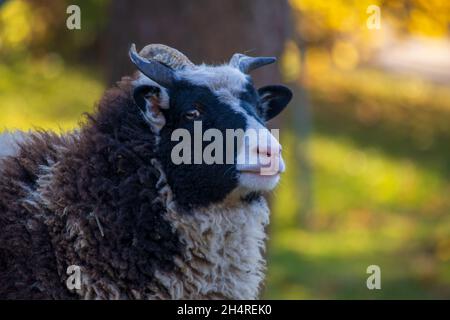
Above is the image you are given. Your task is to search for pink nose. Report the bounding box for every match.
[256,144,281,157]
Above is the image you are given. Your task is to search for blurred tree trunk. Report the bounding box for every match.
[294,36,314,225]
[104,0,290,87]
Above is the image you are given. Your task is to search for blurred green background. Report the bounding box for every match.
[1,0,449,299]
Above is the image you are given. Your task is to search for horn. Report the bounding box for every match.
[129,43,175,88]
[139,44,194,70]
[230,53,276,74]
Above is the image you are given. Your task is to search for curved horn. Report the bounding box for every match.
[139,44,194,70]
[230,53,276,74]
[129,43,175,88]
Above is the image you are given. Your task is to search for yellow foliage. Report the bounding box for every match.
[0,58,104,132]
[0,0,34,49]
[281,41,302,82]
[289,0,450,46]
[331,41,359,70]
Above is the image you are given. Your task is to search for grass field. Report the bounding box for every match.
[265,66,450,299]
[265,133,450,299]
[1,58,449,299]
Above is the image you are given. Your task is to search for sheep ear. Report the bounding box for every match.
[133,85,169,133]
[257,85,292,121]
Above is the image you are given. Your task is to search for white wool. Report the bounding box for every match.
[0,131,28,159]
[177,64,249,96]
[150,159,270,299]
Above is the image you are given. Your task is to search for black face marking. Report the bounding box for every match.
[239,82,259,106]
[157,80,247,209]
[238,82,264,123]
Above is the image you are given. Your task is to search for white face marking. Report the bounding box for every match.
[178,64,248,94]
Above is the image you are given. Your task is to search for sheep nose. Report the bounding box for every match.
[257,144,281,157]
[236,127,285,175]
[253,136,285,175]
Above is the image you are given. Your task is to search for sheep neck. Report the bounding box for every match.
[151,159,270,299]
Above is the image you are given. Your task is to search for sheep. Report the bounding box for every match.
[0,43,292,299]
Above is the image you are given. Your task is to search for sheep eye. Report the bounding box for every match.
[184,109,201,121]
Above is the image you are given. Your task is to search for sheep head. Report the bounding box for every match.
[129,43,292,209]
